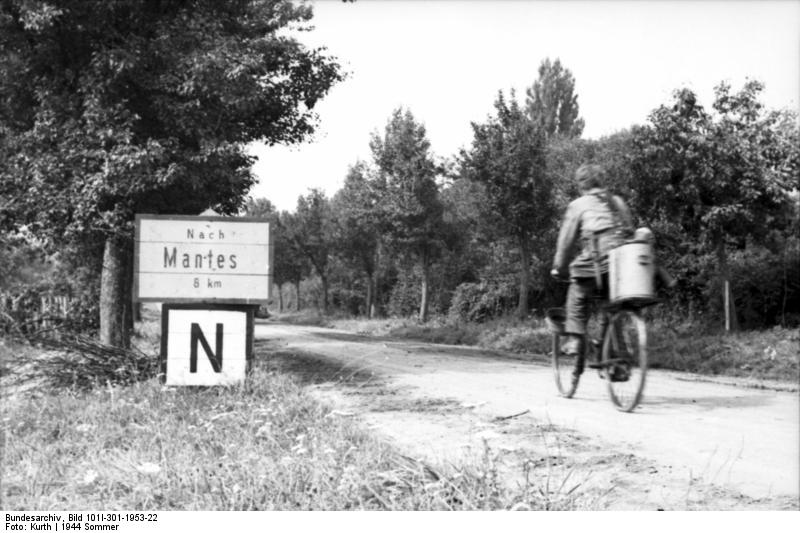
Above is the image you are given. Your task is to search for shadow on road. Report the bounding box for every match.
[253,338,379,387]
[306,330,551,365]
[643,393,773,410]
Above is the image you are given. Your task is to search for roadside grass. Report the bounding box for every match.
[0,338,40,382]
[268,310,333,327]
[646,319,799,382]
[328,315,553,355]
[2,347,588,510]
[326,313,799,384]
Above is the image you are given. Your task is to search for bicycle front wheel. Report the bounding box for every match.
[602,309,647,412]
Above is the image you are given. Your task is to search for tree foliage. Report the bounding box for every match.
[1,0,342,240]
[631,82,796,246]
[370,108,445,321]
[629,81,799,329]
[274,211,311,310]
[269,78,798,330]
[330,162,382,316]
[525,58,584,139]
[0,0,342,344]
[461,91,554,316]
[285,189,335,312]
[244,197,308,310]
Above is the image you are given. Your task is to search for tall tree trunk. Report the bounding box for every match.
[716,240,739,332]
[781,247,788,326]
[419,258,430,322]
[365,272,375,318]
[277,283,284,312]
[295,281,301,311]
[131,248,141,324]
[100,236,131,348]
[517,236,531,319]
[372,242,382,318]
[320,274,329,314]
[123,246,134,333]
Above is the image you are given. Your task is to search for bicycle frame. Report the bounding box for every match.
[550,295,650,411]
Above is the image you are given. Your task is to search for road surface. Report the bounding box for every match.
[256,321,799,510]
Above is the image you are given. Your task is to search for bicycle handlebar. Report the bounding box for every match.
[550,268,570,283]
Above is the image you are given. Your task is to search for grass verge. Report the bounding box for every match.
[646,320,799,382]
[2,357,586,510]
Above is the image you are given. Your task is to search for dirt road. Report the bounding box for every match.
[256,321,799,510]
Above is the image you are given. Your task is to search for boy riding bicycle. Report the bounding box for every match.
[550,164,634,382]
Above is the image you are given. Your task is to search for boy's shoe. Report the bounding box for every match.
[572,353,585,379]
[561,335,583,357]
[562,336,585,380]
[609,364,631,382]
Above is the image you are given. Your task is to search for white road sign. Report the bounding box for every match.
[161,307,252,386]
[135,214,272,304]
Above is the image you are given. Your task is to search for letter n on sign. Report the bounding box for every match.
[160,304,253,386]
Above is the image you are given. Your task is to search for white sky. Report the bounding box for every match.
[248,0,800,211]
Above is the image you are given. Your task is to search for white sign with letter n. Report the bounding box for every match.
[160,305,254,386]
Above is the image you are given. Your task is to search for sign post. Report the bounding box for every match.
[134,215,271,386]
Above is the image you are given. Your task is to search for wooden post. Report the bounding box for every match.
[724,279,731,332]
[40,296,48,331]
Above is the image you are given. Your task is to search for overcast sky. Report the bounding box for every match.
[247,0,800,211]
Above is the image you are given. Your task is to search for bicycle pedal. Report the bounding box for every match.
[610,368,631,382]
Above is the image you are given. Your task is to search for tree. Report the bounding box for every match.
[243,197,283,310]
[244,198,276,220]
[331,162,382,317]
[0,0,342,346]
[286,189,334,313]
[525,58,584,139]
[370,108,444,322]
[462,91,555,317]
[630,81,798,331]
[274,211,311,311]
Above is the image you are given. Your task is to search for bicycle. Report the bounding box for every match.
[547,296,649,413]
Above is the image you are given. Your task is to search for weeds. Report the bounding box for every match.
[329,315,552,354]
[1,334,158,392]
[2,364,586,510]
[647,321,799,382]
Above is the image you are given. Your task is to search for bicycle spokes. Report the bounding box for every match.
[552,335,581,398]
[602,310,647,411]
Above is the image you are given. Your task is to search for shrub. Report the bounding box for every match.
[448,281,517,323]
[726,245,800,329]
[0,283,100,337]
[387,271,421,317]
[329,286,363,316]
[62,292,100,333]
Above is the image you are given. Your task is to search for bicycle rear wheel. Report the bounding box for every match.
[547,308,579,398]
[552,331,580,398]
[602,309,647,412]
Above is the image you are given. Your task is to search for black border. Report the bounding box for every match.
[160,303,257,385]
[134,214,272,304]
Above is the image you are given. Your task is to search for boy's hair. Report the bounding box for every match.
[575,164,605,190]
